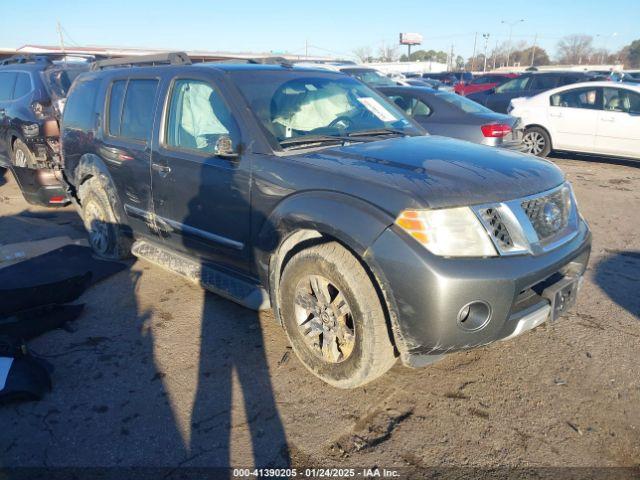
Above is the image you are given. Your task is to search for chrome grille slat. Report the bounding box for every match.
[521,188,570,242]
[478,207,513,250]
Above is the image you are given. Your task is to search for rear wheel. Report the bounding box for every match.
[523,127,551,157]
[78,176,131,260]
[278,242,396,388]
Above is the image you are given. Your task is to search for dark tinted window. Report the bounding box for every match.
[495,76,531,93]
[63,78,100,129]
[12,73,32,99]
[107,80,127,136]
[531,75,560,90]
[603,87,640,113]
[0,72,17,101]
[559,76,583,86]
[119,79,158,141]
[388,94,432,117]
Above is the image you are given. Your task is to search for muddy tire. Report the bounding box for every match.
[78,176,132,260]
[12,139,36,169]
[278,242,396,388]
[523,126,552,157]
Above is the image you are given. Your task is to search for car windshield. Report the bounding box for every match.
[434,91,493,114]
[342,69,397,87]
[495,76,531,93]
[230,70,418,146]
[41,65,89,100]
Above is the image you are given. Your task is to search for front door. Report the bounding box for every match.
[596,87,640,159]
[547,86,601,152]
[151,74,251,272]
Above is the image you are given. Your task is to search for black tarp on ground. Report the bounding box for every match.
[0,245,127,318]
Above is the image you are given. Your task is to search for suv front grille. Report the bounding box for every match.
[521,188,570,242]
[478,207,514,251]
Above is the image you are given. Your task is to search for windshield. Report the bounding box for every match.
[41,65,89,100]
[434,91,493,114]
[342,69,397,87]
[495,76,531,93]
[230,71,418,146]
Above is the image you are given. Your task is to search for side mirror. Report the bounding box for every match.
[214,136,240,159]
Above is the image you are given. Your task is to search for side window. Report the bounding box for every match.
[118,79,158,141]
[389,94,432,118]
[495,76,531,93]
[604,88,640,114]
[165,79,239,154]
[12,73,32,99]
[63,78,100,129]
[0,72,17,101]
[531,75,559,90]
[107,80,127,136]
[550,87,601,110]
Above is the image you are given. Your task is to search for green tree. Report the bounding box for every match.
[620,39,640,68]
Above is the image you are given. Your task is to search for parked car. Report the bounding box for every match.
[423,72,472,86]
[468,72,600,114]
[405,78,455,92]
[510,81,640,159]
[379,86,524,150]
[61,53,591,388]
[454,73,519,96]
[295,63,402,87]
[0,54,91,205]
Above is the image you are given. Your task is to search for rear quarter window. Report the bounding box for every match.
[119,79,158,141]
[12,73,32,99]
[63,78,100,130]
[0,72,17,101]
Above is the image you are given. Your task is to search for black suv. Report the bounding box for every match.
[467,71,601,113]
[61,53,591,388]
[0,54,90,205]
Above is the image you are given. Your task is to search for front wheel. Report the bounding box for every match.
[278,242,396,388]
[523,127,552,157]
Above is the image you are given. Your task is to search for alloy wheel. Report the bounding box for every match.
[523,131,546,155]
[293,274,356,364]
[83,201,109,254]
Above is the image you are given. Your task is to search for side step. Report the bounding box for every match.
[131,240,271,311]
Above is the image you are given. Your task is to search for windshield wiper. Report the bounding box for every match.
[279,134,367,150]
[347,128,408,138]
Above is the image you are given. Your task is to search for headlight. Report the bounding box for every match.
[395,207,497,257]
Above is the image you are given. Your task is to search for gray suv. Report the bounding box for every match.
[60,54,591,388]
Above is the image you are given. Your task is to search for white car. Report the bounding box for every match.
[509,81,640,160]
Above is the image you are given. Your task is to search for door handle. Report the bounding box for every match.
[600,116,615,122]
[549,111,563,118]
[151,163,171,177]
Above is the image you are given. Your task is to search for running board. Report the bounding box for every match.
[131,240,270,311]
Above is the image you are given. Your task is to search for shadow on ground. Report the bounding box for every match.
[593,250,640,319]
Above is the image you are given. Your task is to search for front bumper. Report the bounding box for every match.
[364,219,591,367]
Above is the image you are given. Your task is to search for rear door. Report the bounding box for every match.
[150,72,252,272]
[100,77,159,234]
[547,86,601,151]
[0,72,17,163]
[596,87,640,159]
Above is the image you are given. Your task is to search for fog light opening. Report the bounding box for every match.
[457,301,491,331]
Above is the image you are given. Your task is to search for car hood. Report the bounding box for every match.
[311,135,564,209]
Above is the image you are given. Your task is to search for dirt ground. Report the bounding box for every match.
[0,155,638,477]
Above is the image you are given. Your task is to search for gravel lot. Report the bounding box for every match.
[0,155,638,475]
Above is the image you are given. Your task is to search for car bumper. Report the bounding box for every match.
[11,166,69,207]
[364,219,591,367]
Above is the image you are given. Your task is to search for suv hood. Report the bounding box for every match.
[313,135,564,209]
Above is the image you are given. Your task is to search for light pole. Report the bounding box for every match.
[482,33,490,72]
[501,19,524,67]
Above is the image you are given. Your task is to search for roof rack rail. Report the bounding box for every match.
[91,52,191,70]
[213,56,294,68]
[0,54,54,66]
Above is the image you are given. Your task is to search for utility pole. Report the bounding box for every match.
[482,33,490,72]
[530,33,538,67]
[470,32,478,72]
[449,44,454,71]
[501,19,525,67]
[492,38,498,70]
[56,21,66,55]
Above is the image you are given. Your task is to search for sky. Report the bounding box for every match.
[0,0,638,61]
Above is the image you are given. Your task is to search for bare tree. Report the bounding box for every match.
[557,35,594,64]
[353,46,372,63]
[377,43,399,62]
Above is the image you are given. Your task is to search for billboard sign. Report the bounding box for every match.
[399,33,423,46]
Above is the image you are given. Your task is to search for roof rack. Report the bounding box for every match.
[213,56,293,68]
[0,53,105,67]
[91,52,191,70]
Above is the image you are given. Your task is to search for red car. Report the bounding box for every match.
[454,73,519,96]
